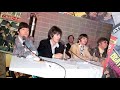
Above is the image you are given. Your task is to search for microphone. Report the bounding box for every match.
[22,36,66,77]
[69,47,102,67]
[23,36,36,51]
[22,36,29,47]
[63,45,67,60]
[22,36,44,61]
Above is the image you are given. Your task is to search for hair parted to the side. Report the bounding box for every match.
[77,34,88,43]
[48,26,62,39]
[97,37,109,46]
[68,35,74,40]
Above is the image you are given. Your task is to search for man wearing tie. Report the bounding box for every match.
[70,34,98,61]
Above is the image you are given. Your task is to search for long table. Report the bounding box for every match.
[9,56,103,78]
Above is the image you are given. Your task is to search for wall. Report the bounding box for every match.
[21,12,113,48]
[112,12,120,25]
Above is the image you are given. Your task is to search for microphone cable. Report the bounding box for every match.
[69,49,102,67]
[23,42,66,78]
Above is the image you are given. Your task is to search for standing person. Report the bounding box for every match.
[66,35,74,58]
[70,34,98,61]
[66,35,74,51]
[37,26,64,59]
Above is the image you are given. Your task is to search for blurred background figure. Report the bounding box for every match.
[82,12,98,21]
[97,12,115,27]
[66,35,74,58]
[66,35,74,51]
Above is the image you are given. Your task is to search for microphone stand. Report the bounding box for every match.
[23,41,66,78]
[69,49,102,67]
[63,45,67,60]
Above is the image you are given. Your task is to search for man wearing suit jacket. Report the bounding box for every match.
[70,34,98,61]
[13,22,37,58]
[12,22,38,78]
[37,26,64,59]
[89,37,109,61]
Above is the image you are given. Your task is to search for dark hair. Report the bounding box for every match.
[68,35,74,40]
[18,22,29,32]
[77,34,88,43]
[97,37,109,46]
[48,26,62,39]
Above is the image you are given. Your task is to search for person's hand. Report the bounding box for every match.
[104,70,110,78]
[14,72,24,78]
[91,56,99,62]
[94,57,99,62]
[53,53,63,59]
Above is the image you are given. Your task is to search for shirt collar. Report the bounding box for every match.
[98,47,104,54]
[79,44,85,48]
[50,40,59,48]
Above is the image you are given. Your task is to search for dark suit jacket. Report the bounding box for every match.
[66,43,71,58]
[66,43,71,51]
[89,47,107,58]
[37,38,64,58]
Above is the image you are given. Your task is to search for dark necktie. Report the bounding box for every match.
[80,45,84,56]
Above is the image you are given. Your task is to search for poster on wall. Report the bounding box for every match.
[59,12,115,27]
[59,12,86,17]
[0,12,22,53]
[104,22,120,77]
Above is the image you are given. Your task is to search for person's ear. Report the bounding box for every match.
[98,42,101,46]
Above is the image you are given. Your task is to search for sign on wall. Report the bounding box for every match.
[104,23,120,77]
[0,12,22,53]
[59,12,115,26]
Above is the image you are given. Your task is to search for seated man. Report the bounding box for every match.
[89,37,117,78]
[13,22,37,58]
[66,35,74,58]
[70,34,98,61]
[37,26,64,59]
[12,22,38,78]
[89,37,109,62]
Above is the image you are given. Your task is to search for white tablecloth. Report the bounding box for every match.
[9,56,103,78]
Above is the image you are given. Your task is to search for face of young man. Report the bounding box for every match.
[68,36,74,43]
[18,28,29,38]
[99,41,108,50]
[51,33,61,44]
[79,37,88,45]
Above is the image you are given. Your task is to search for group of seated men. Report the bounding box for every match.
[8,22,115,78]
